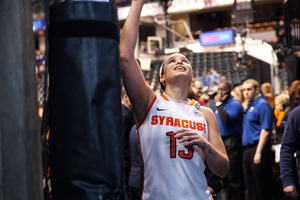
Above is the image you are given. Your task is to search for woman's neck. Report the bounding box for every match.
[164,85,189,101]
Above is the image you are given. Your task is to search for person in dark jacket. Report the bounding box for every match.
[121,87,136,199]
[128,125,143,200]
[280,105,300,200]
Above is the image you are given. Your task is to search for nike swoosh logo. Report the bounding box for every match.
[157,107,169,111]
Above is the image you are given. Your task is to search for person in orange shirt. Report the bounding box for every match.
[261,82,275,110]
[274,94,291,143]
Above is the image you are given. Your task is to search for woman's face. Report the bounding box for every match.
[275,99,284,111]
[160,54,193,86]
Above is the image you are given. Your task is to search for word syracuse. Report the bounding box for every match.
[150,115,206,132]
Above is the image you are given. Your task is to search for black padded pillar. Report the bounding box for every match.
[48,2,123,199]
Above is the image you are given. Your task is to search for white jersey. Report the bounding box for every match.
[137,94,212,200]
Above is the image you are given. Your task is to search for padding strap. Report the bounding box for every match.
[49,20,119,42]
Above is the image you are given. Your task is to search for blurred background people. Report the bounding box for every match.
[242,79,274,200]
[214,82,245,200]
[189,87,223,200]
[220,76,227,83]
[261,82,276,110]
[207,90,217,113]
[208,69,221,86]
[209,81,219,94]
[191,80,209,106]
[273,94,291,199]
[274,94,291,144]
[289,80,300,109]
[231,85,247,111]
[199,72,210,87]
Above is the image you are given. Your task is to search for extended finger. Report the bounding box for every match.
[222,94,228,101]
[173,129,189,134]
[177,135,199,143]
[175,131,197,139]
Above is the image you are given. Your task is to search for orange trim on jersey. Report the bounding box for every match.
[137,128,145,200]
[189,99,196,106]
[136,96,157,129]
[160,94,170,101]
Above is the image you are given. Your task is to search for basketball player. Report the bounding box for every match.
[120,0,229,199]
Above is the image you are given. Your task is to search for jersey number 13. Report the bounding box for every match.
[166,131,194,159]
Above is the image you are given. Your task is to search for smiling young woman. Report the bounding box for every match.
[120,1,229,199]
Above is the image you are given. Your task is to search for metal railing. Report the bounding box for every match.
[284,0,300,51]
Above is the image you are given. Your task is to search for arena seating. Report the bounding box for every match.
[143,52,247,92]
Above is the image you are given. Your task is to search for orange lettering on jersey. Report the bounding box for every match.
[174,118,181,127]
[159,116,166,125]
[166,117,173,126]
[189,120,196,130]
[182,120,188,128]
[151,115,206,133]
[196,122,204,131]
[151,115,158,125]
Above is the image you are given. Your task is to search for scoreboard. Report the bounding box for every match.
[199,29,236,46]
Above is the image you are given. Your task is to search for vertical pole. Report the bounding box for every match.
[0,0,43,200]
[163,1,171,48]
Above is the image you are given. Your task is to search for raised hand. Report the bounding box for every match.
[214,93,228,103]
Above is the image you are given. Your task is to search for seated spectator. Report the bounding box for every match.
[200,69,220,87]
[220,76,226,83]
[191,80,209,106]
[209,81,218,94]
[207,69,221,86]
[199,72,210,87]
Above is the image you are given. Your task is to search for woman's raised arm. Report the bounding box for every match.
[120,0,155,124]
